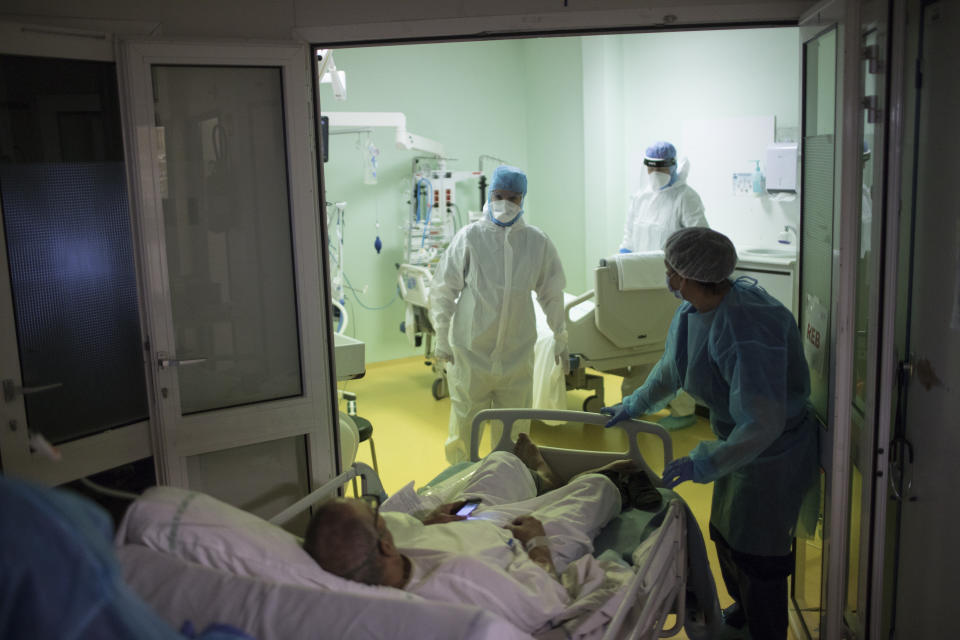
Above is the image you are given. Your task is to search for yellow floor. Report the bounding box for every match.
[339,356,802,640]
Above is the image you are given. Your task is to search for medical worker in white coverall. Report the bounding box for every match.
[430,165,568,464]
[618,141,708,430]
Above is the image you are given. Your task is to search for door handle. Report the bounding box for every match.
[157,356,208,369]
[3,379,63,403]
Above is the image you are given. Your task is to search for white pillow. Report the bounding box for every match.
[115,485,417,602]
[117,546,531,640]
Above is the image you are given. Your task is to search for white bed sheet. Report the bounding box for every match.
[118,545,530,640]
[116,486,532,640]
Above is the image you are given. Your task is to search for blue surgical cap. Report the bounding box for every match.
[490,165,527,195]
[643,141,679,186]
[665,227,738,283]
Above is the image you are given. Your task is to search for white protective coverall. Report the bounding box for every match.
[619,160,708,254]
[618,160,707,416]
[381,451,634,637]
[430,216,567,464]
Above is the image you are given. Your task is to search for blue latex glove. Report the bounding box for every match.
[600,403,631,428]
[661,456,694,489]
[618,248,631,254]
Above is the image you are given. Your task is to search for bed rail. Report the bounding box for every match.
[470,408,673,484]
[601,499,687,640]
[268,462,382,527]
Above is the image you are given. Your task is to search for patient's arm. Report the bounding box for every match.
[505,516,557,579]
[422,501,469,525]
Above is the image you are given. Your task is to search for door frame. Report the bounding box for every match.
[117,39,338,490]
[797,0,869,638]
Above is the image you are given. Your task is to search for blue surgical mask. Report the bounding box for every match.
[666,274,683,299]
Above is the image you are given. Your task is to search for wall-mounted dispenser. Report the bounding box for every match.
[765,142,799,192]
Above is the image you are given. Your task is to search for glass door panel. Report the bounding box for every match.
[152,65,302,415]
[121,41,336,493]
[793,25,838,640]
[0,50,151,484]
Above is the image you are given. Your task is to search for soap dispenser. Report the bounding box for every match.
[751,160,765,196]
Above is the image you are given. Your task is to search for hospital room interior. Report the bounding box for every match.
[325,25,810,629]
[0,1,956,639]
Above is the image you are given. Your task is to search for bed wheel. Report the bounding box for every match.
[432,377,448,400]
[582,395,603,413]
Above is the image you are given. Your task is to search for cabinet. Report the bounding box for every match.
[733,254,798,319]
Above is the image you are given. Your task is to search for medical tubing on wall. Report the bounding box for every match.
[343,270,399,311]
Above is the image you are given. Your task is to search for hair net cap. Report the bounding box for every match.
[491,165,528,195]
[664,228,738,283]
[643,141,677,168]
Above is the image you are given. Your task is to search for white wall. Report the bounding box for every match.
[583,28,800,286]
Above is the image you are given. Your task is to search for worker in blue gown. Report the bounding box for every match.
[0,474,254,640]
[602,227,818,640]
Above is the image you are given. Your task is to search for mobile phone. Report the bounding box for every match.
[456,499,482,517]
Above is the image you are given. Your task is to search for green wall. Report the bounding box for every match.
[320,40,529,362]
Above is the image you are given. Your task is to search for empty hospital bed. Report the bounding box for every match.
[403,251,679,408]
[534,251,680,413]
[114,409,720,640]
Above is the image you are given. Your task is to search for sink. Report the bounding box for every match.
[739,246,797,258]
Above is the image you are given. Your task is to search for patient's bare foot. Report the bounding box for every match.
[514,433,562,492]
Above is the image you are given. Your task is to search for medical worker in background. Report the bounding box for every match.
[430,165,568,464]
[603,227,818,640]
[618,140,708,429]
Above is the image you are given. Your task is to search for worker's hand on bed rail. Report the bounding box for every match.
[661,456,694,489]
[600,403,632,428]
[422,500,470,525]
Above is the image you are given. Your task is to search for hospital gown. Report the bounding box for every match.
[382,452,632,635]
[622,278,818,556]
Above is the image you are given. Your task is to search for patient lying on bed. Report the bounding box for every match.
[303,436,642,635]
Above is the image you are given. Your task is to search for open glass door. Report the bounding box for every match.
[792,20,839,640]
[0,23,152,485]
[120,41,337,525]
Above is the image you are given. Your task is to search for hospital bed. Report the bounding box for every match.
[113,408,720,640]
[402,252,679,408]
[534,252,680,413]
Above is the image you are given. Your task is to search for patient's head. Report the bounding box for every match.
[303,497,399,586]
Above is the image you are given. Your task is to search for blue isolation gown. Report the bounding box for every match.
[0,474,254,640]
[622,278,818,556]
